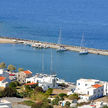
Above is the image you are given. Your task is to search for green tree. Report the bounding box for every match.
[18,68,24,72]
[0,62,6,69]
[3,87,17,97]
[9,82,17,88]
[0,91,3,98]
[8,64,16,71]
[103,106,108,108]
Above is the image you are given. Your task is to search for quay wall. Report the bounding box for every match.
[0,36,108,56]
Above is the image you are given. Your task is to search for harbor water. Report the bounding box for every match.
[0,44,108,82]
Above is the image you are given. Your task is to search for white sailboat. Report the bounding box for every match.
[79,33,88,55]
[57,29,67,52]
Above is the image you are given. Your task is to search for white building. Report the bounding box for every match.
[75,79,100,94]
[0,69,10,88]
[75,79,104,101]
[0,99,12,108]
[26,73,58,90]
[100,81,108,96]
[78,101,108,108]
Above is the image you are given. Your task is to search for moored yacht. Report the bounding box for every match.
[57,29,67,52]
[79,33,88,55]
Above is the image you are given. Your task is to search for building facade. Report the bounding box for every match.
[75,79,104,101]
[26,73,58,90]
[17,70,32,83]
[0,69,10,88]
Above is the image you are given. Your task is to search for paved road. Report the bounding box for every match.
[1,97,31,108]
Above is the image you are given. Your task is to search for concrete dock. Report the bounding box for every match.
[0,36,108,56]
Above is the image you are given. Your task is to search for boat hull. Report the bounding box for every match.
[79,51,88,55]
[57,48,67,52]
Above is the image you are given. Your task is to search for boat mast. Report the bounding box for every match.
[80,33,85,49]
[42,51,44,73]
[57,28,62,45]
[50,49,53,74]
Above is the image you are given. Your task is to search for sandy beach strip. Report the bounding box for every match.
[0,38,16,44]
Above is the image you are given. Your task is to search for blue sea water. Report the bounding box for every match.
[0,0,108,49]
[0,0,108,82]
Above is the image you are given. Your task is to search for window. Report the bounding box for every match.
[85,84,87,86]
[94,91,96,94]
[78,83,80,85]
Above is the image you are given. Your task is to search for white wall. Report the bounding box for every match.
[0,100,12,108]
[26,75,58,90]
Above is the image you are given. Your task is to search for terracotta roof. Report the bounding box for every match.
[23,70,32,74]
[92,84,102,88]
[9,74,15,76]
[90,105,96,107]
[0,76,6,81]
[24,83,37,85]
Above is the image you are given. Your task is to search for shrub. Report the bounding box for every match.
[31,102,42,108]
[45,88,53,96]
[31,102,53,108]
[59,93,67,98]
[77,102,90,106]
[58,83,68,88]
[68,93,79,100]
[31,92,48,102]
[51,97,59,105]
[34,87,44,93]
[65,101,71,108]
[20,100,35,106]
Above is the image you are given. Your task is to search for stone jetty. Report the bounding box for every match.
[0,36,108,56]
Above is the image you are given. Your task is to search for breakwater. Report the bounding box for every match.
[0,36,108,56]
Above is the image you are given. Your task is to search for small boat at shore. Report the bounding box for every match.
[79,33,88,55]
[80,49,88,55]
[57,29,67,52]
[57,46,67,52]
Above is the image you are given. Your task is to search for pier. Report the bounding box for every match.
[0,36,108,56]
